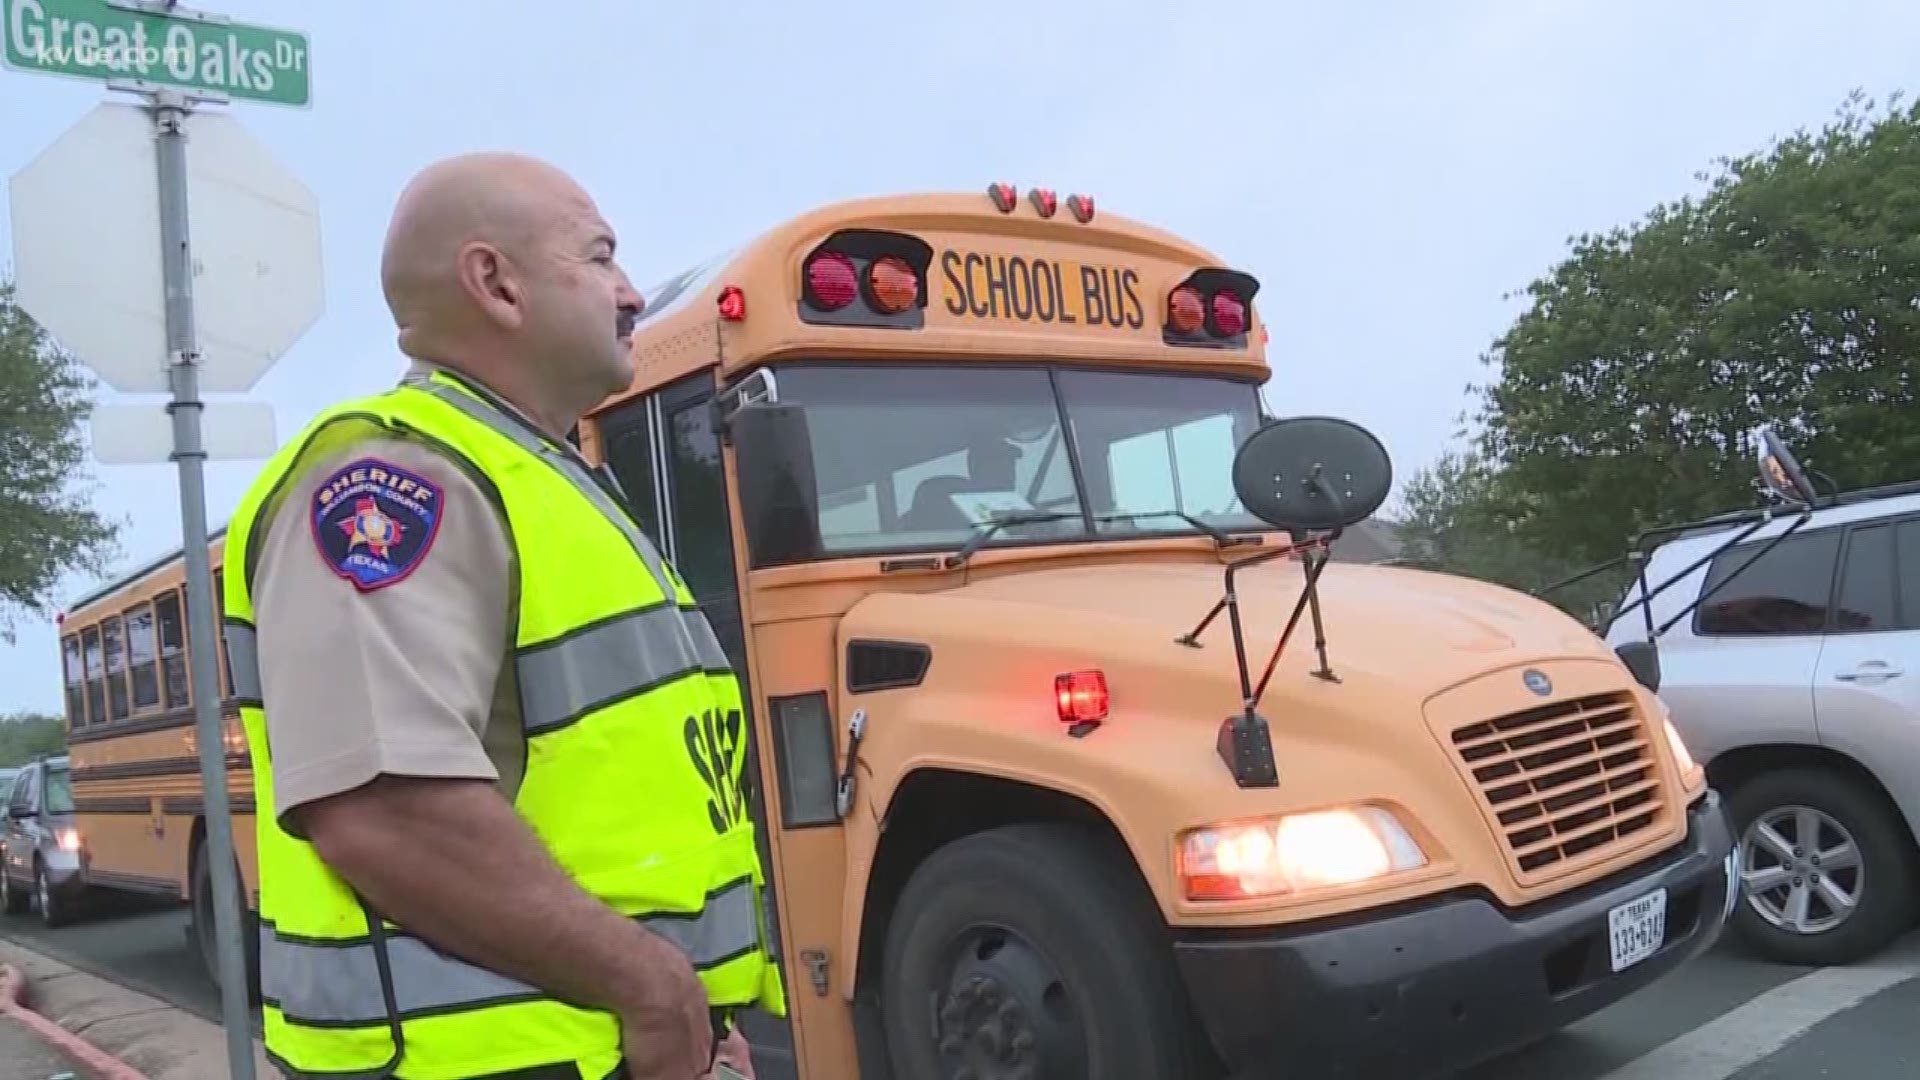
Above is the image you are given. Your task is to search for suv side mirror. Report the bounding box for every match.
[1615,640,1662,692]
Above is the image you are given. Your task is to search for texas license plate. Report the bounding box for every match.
[1607,887,1667,972]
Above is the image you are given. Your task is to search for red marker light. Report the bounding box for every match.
[717,285,746,321]
[1168,286,1204,333]
[806,252,858,310]
[1212,290,1247,336]
[1067,193,1095,223]
[867,256,917,314]
[1029,187,1058,217]
[988,182,1018,212]
[1055,670,1109,725]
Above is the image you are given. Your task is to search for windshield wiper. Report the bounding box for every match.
[943,511,1083,568]
[1092,510,1256,548]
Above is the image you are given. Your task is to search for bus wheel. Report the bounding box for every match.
[191,839,262,1004]
[880,822,1197,1080]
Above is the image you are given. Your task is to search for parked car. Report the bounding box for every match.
[1593,437,1920,967]
[1,753,87,926]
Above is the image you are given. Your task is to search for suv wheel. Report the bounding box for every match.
[0,863,24,915]
[1728,766,1918,966]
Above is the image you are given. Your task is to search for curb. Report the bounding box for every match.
[1,963,152,1080]
[0,937,281,1080]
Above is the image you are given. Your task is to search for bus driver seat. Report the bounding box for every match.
[901,436,1020,533]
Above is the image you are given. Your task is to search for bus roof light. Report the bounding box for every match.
[988,182,1018,212]
[805,252,858,310]
[867,256,918,314]
[1211,290,1246,337]
[1030,187,1058,217]
[1168,286,1205,334]
[1067,193,1094,223]
[1056,670,1109,731]
[717,285,746,321]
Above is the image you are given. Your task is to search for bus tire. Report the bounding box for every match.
[191,838,262,1004]
[880,821,1198,1080]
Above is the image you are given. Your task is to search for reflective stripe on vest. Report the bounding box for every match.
[226,600,731,738]
[261,875,761,1026]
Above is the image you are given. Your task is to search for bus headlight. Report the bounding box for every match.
[1179,806,1427,901]
[1658,708,1706,793]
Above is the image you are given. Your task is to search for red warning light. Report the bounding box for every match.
[717,286,746,321]
[1055,670,1109,725]
[805,253,858,310]
[1030,188,1058,217]
[988,182,1018,212]
[1211,290,1247,336]
[1067,193,1095,223]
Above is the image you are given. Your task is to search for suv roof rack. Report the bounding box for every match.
[1636,476,1920,550]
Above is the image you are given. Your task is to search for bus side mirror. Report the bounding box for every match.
[1753,424,1819,507]
[733,402,825,566]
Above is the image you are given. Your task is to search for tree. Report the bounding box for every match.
[0,712,66,768]
[1392,449,1626,623]
[0,274,122,644]
[1471,90,1920,568]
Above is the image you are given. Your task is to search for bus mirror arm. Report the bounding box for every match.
[711,368,782,441]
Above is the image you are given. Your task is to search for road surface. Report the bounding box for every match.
[4,892,1916,1079]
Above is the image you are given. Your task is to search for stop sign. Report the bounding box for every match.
[8,101,324,394]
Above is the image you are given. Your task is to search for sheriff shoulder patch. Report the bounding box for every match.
[310,458,444,591]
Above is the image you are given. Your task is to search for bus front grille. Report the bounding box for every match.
[1450,691,1666,884]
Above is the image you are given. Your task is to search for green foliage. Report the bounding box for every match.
[1466,90,1920,568]
[0,274,122,644]
[1392,449,1627,624]
[0,712,67,768]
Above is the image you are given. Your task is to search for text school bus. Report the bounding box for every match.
[55,185,1739,1079]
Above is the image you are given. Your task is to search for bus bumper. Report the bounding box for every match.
[1170,789,1737,1080]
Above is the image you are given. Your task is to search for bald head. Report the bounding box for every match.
[381,152,584,343]
[376,152,643,436]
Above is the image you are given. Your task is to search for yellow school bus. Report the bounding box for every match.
[55,185,1739,1079]
[51,530,260,990]
[565,186,1738,1079]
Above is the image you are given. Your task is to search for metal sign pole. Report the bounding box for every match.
[151,84,258,1080]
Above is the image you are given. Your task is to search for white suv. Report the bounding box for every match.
[1598,439,1920,967]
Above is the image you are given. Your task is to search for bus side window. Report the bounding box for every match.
[61,634,86,730]
[155,591,190,710]
[102,615,130,721]
[82,625,106,724]
[126,602,161,712]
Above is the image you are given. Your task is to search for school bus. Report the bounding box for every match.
[58,186,1738,1079]
[51,527,260,992]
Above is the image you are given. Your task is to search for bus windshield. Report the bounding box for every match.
[771,363,1270,557]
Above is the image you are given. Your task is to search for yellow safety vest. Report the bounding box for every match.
[220,367,787,1079]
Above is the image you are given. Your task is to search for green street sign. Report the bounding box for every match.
[1,0,309,107]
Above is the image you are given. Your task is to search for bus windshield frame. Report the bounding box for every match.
[744,360,1272,567]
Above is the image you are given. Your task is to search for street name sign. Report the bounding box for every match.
[1,0,311,107]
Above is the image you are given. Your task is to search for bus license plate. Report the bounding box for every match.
[1607,887,1667,972]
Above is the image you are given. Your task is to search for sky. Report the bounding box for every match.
[2,0,1917,715]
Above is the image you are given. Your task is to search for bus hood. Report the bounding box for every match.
[843,556,1615,707]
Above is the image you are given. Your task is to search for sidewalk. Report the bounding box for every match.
[0,1013,97,1079]
[0,939,280,1080]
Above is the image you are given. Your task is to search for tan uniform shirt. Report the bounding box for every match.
[251,364,533,836]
